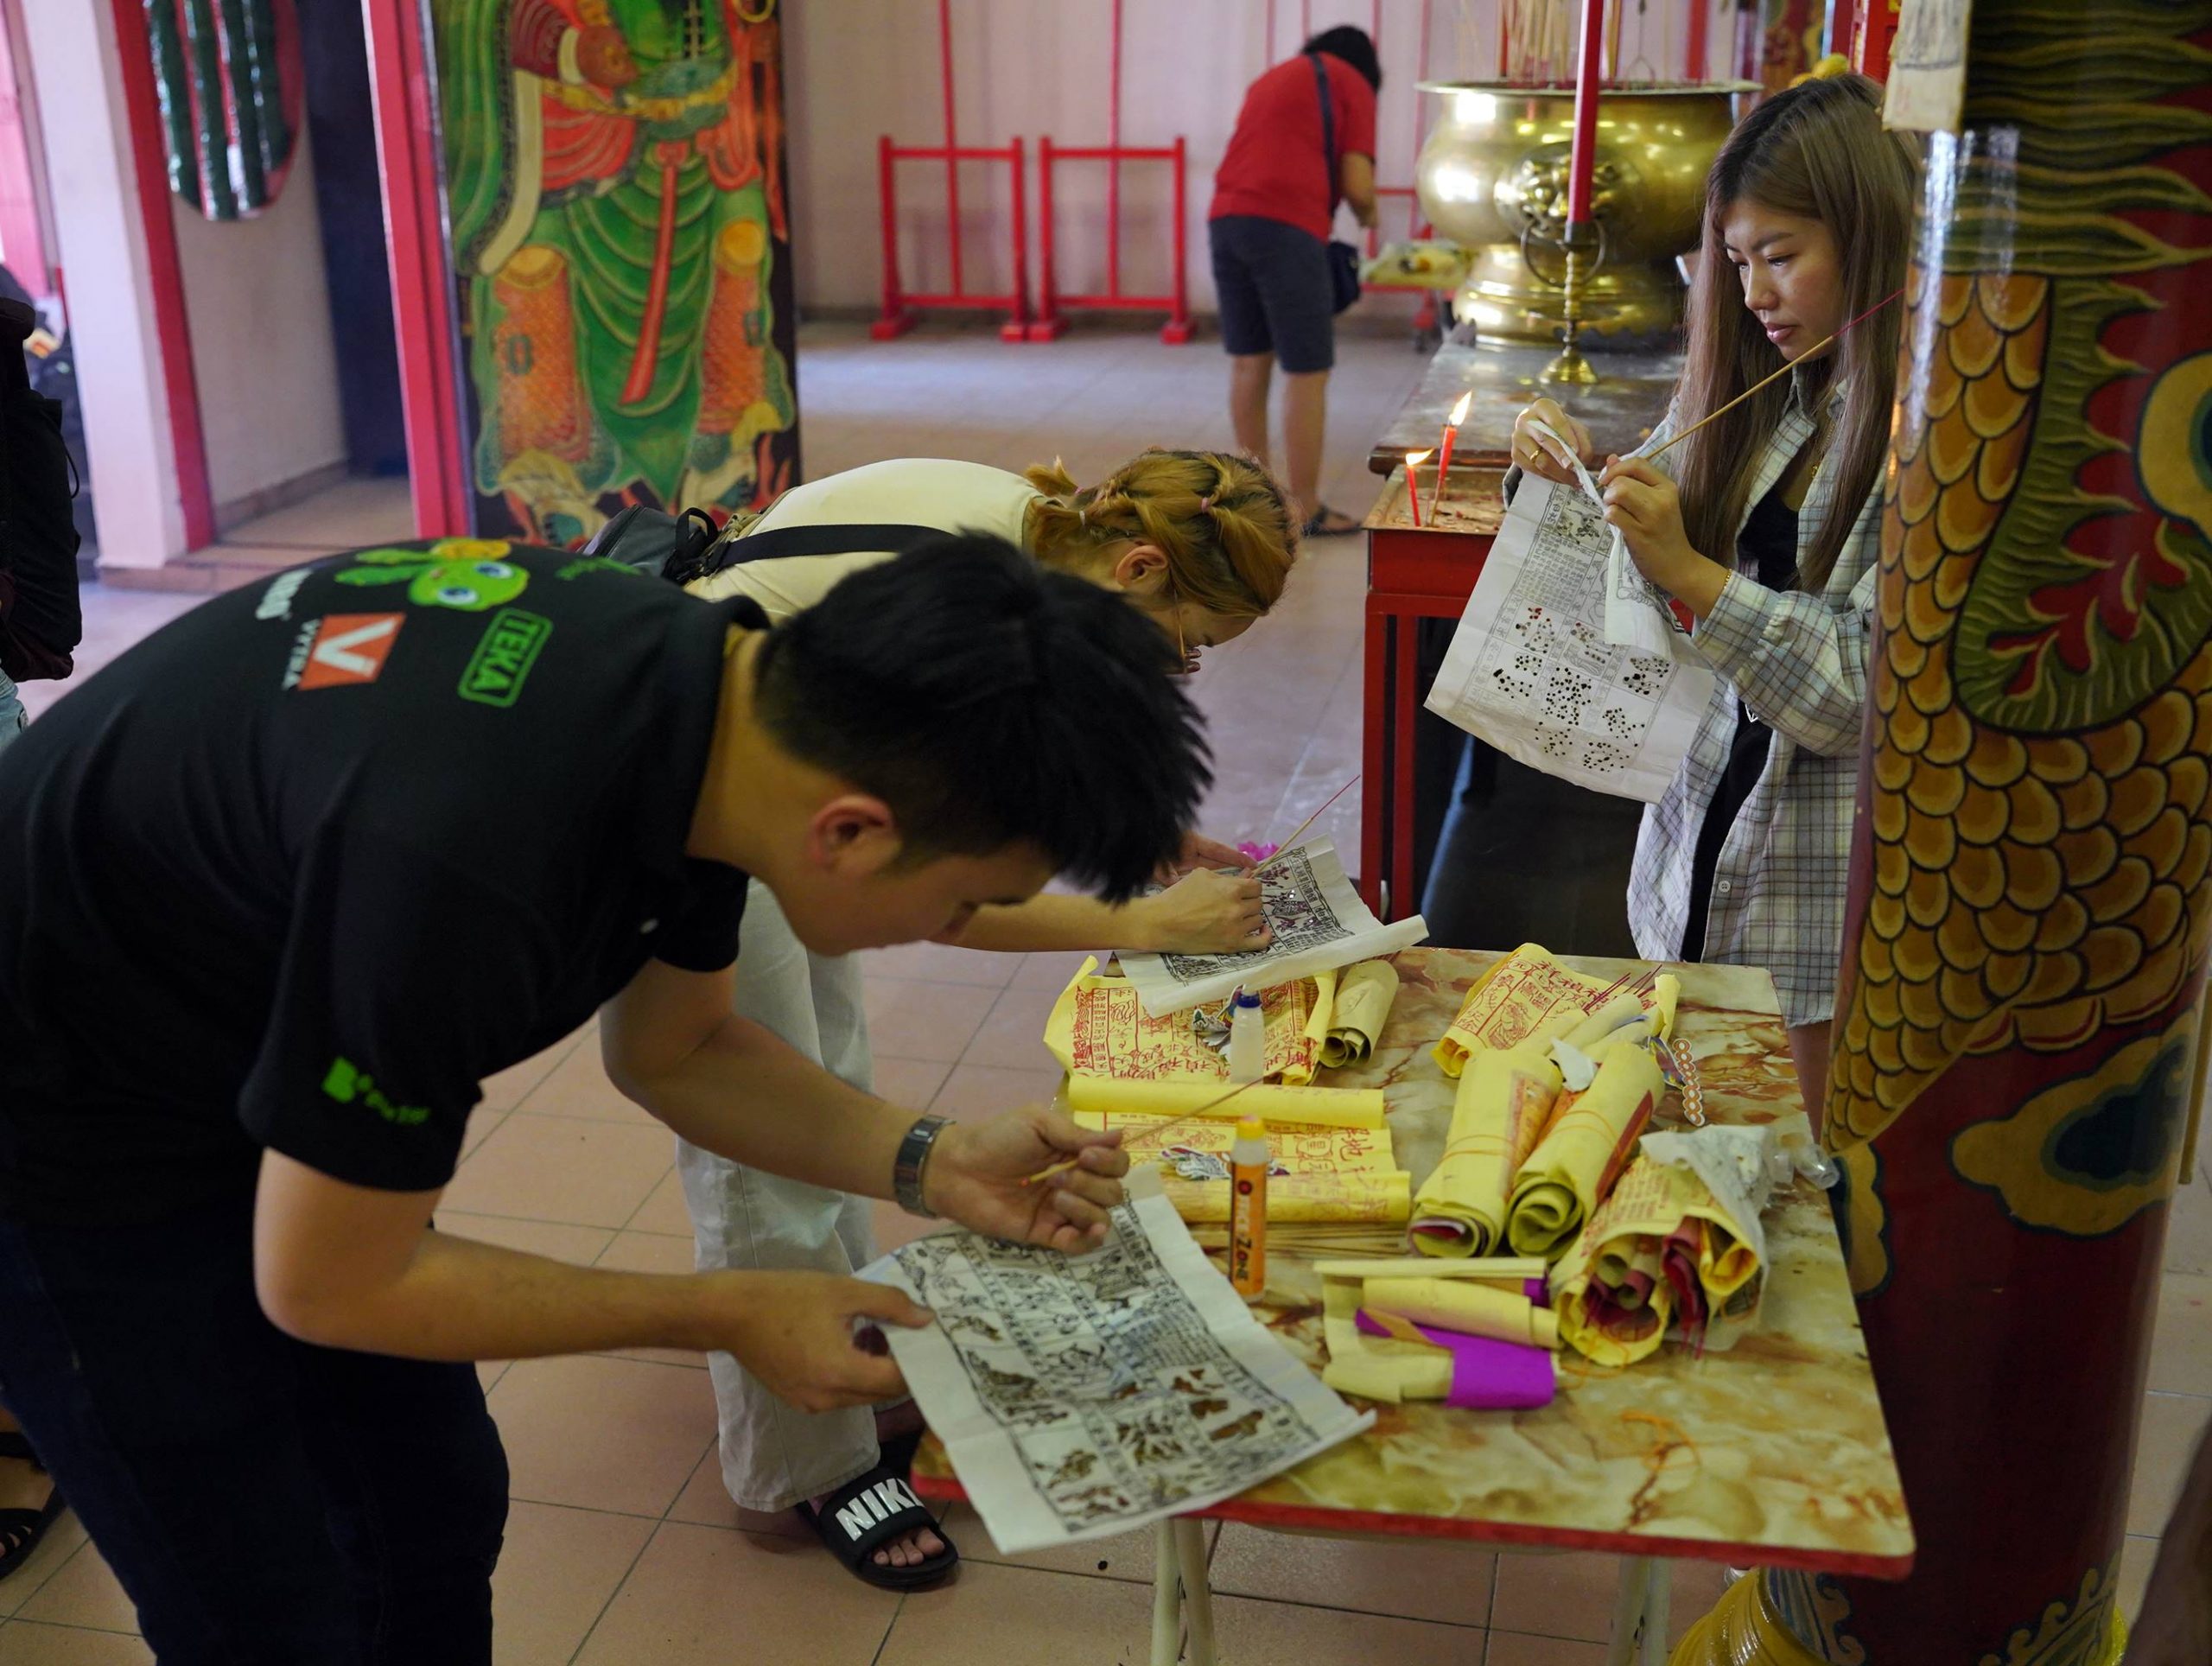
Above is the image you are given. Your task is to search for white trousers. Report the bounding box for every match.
[675,881,884,1511]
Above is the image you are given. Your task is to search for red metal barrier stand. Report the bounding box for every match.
[1031,138,1191,344]
[872,0,1030,340]
[1029,0,1191,344]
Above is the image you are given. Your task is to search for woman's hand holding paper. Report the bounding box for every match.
[1510,398,1597,484]
[1598,457,1729,618]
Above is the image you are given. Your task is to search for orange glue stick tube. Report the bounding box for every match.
[1230,1114,1268,1299]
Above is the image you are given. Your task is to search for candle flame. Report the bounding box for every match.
[1406,449,1433,465]
[1446,392,1471,426]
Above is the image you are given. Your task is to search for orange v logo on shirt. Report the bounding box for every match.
[291,614,405,690]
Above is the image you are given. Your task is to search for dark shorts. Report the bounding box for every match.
[1209,214,1335,374]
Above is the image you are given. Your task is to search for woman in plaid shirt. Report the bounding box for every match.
[1510,73,1918,1124]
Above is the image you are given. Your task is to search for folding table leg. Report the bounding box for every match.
[1641,1561,1673,1664]
[1605,1556,1653,1666]
[1174,1517,1217,1666]
[1151,1522,1182,1666]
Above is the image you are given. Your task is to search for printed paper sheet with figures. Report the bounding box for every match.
[1522,420,1705,668]
[1045,960,1329,1084]
[1435,944,1662,1076]
[1116,839,1427,1015]
[860,1173,1372,1554]
[1425,474,1716,804]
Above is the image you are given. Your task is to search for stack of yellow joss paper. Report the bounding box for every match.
[1411,944,1679,1264]
[1041,957,1411,1226]
[1317,1256,1560,1409]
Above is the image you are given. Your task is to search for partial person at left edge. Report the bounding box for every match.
[0,287,83,753]
[0,283,78,1587]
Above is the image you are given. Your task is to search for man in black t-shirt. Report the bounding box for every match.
[0,534,1207,1663]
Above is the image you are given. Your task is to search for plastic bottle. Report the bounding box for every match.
[1230,1113,1269,1300]
[1227,989,1266,1084]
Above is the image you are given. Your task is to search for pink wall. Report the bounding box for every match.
[0,2,54,296]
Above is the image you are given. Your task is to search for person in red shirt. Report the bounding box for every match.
[1208,26,1381,538]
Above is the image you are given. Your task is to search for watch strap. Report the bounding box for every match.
[893,1114,951,1218]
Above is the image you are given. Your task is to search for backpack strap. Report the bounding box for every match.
[709,521,945,569]
[586,506,949,590]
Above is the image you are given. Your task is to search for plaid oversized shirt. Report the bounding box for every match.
[1624,372,1879,1027]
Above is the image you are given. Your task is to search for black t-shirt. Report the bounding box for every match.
[0,541,753,1224]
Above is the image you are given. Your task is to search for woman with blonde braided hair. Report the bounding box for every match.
[677,447,1297,1587]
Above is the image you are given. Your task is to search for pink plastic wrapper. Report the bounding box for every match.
[1354,1308,1556,1409]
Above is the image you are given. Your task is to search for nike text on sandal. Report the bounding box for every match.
[797,1466,959,1591]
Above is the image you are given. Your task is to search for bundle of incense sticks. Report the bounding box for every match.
[1255,776,1359,874]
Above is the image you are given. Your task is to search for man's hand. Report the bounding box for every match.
[1128,868,1270,954]
[1510,398,1597,486]
[923,1107,1130,1250]
[703,1270,928,1413]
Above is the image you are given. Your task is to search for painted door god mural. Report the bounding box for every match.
[436,0,798,545]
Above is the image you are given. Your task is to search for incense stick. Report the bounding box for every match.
[1255,776,1360,873]
[1024,1080,1259,1186]
[1648,289,1904,462]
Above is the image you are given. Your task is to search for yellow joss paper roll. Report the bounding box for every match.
[1433,944,1612,1077]
[1320,960,1400,1068]
[1169,1171,1411,1224]
[1363,1275,1560,1351]
[1409,1046,1560,1257]
[1506,1040,1664,1261]
[1063,1077,1386,1128]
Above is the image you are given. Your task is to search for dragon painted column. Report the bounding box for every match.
[1674,3,2212,1662]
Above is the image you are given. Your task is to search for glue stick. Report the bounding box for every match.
[1230,1114,1268,1299]
[1227,989,1266,1084]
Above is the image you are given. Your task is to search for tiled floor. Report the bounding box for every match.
[6,321,2209,1661]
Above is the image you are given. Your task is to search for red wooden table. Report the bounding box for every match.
[1359,467,1503,920]
[1358,342,1683,919]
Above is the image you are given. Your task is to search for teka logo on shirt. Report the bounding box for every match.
[459,607,553,708]
[285,614,404,690]
[321,1057,430,1127]
[256,569,311,621]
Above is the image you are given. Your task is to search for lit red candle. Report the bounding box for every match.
[1404,450,1432,529]
[1566,0,1606,224]
[1432,390,1471,518]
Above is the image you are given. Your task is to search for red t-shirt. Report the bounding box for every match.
[1209,54,1377,242]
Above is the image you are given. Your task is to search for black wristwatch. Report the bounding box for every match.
[893,1115,952,1218]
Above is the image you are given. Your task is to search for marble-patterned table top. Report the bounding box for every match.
[917,947,1916,1577]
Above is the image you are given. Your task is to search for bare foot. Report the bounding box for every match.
[808,1403,944,1570]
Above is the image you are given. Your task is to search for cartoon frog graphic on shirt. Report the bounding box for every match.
[334,539,531,612]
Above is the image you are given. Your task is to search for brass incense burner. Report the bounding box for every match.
[1414,82,1753,350]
